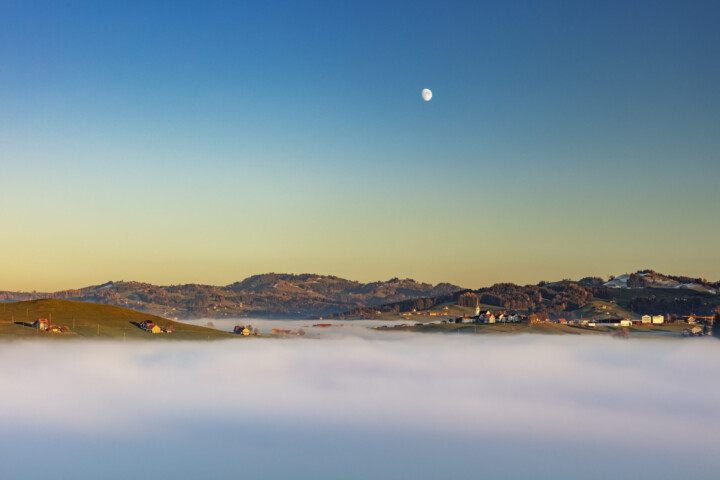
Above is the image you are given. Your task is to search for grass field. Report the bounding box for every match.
[0,299,236,341]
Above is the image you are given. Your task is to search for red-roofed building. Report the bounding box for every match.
[32,318,49,331]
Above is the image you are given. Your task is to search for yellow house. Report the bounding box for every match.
[150,324,163,334]
[242,328,251,336]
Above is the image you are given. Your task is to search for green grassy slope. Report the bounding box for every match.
[0,299,235,340]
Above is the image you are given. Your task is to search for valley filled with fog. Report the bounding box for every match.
[1,334,718,479]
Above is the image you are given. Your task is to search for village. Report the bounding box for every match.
[373,300,717,337]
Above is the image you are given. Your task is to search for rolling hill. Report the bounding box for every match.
[0,274,461,319]
[332,270,720,321]
[0,299,233,340]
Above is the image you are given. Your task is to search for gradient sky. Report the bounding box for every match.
[1,0,719,291]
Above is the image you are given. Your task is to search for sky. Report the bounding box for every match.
[1,0,719,291]
[1,335,719,479]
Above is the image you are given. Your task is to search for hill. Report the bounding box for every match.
[333,269,720,321]
[0,299,233,340]
[0,274,461,319]
[602,270,719,294]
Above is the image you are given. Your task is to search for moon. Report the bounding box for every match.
[422,88,432,101]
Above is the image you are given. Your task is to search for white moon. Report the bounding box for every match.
[422,88,432,101]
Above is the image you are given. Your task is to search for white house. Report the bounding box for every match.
[641,315,651,324]
[652,315,664,324]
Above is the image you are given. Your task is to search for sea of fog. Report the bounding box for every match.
[1,333,719,479]
[179,317,413,337]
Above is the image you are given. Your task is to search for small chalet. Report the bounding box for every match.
[233,325,251,336]
[139,320,163,334]
[32,318,50,331]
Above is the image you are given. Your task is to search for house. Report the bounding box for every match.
[558,318,567,324]
[140,320,162,333]
[234,325,252,335]
[32,318,49,331]
[652,315,664,324]
[641,315,651,324]
[600,318,629,326]
[479,313,495,324]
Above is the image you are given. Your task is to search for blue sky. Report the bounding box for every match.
[1,0,719,289]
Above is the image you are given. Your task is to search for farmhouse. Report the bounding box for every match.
[233,325,251,335]
[139,320,163,334]
[32,318,49,331]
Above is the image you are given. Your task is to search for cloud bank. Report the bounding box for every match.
[1,335,719,479]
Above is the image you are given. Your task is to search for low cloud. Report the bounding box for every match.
[1,335,719,479]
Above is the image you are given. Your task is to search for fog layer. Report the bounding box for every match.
[1,335,718,479]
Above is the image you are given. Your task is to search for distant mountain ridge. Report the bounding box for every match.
[334,269,720,319]
[0,273,462,319]
[2,269,718,320]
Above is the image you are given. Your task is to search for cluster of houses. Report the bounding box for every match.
[427,309,714,330]
[450,310,526,324]
[683,315,714,324]
[534,315,665,327]
[233,325,257,336]
[139,320,173,334]
[32,318,70,333]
